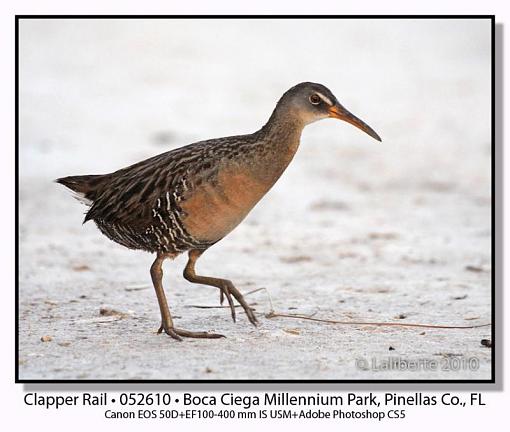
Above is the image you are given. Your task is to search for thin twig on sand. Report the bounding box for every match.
[187,287,491,330]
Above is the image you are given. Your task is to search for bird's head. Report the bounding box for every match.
[276,82,381,142]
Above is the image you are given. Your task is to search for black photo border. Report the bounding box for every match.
[14,14,496,384]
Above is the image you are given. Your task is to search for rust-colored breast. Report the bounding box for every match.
[180,166,268,243]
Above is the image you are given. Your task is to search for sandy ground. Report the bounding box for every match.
[18,19,492,380]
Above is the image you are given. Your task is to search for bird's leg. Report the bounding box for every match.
[183,250,259,326]
[150,253,225,340]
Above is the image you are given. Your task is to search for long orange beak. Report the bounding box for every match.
[328,104,382,142]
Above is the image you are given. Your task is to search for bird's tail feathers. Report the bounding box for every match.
[55,174,108,206]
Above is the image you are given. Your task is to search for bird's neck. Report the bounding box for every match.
[259,105,307,139]
[248,110,306,185]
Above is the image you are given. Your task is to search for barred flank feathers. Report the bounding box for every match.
[54,135,260,253]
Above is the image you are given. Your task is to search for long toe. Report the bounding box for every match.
[245,307,259,326]
[175,328,226,339]
[224,292,236,323]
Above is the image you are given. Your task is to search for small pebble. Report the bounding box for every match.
[280,255,312,264]
[481,339,492,348]
[72,264,91,272]
[99,307,129,318]
[40,336,52,342]
[465,265,485,273]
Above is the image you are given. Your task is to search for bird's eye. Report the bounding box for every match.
[309,94,321,105]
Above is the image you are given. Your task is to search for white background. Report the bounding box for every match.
[1,0,507,430]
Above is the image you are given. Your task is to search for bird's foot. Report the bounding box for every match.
[157,323,225,341]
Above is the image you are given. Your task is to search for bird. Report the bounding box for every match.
[56,82,381,341]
